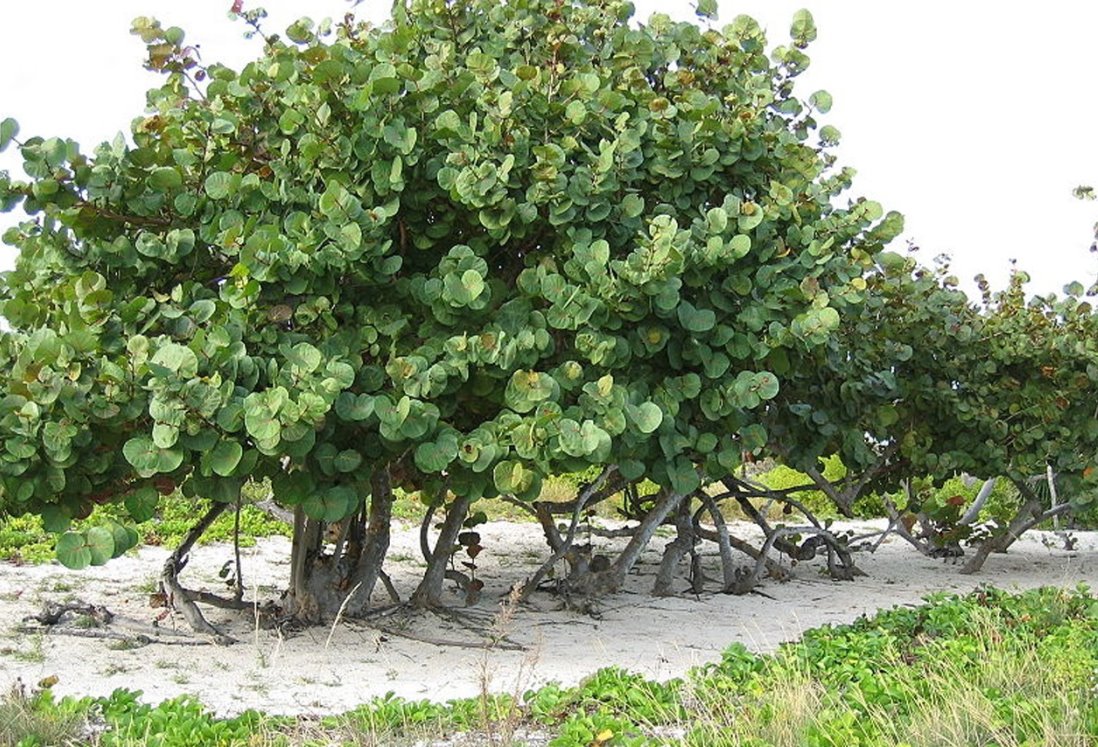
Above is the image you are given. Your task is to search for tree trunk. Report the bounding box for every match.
[696,493,740,590]
[283,468,395,622]
[653,498,694,596]
[345,468,395,615]
[572,490,686,596]
[410,492,474,608]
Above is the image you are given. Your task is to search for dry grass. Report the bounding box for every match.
[683,672,828,747]
[0,681,87,747]
[683,609,1096,747]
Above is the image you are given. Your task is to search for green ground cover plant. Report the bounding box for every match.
[0,484,290,565]
[4,586,1096,746]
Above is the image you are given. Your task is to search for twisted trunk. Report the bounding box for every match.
[410,493,474,608]
[961,482,1072,575]
[160,501,238,644]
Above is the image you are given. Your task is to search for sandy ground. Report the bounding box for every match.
[0,518,1096,716]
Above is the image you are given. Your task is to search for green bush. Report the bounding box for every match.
[0,482,291,564]
[752,456,866,519]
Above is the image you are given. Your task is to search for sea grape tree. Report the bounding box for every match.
[0,0,904,631]
[764,251,1098,569]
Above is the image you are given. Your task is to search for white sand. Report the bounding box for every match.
[1,519,1095,716]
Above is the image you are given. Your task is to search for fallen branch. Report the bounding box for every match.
[17,624,214,647]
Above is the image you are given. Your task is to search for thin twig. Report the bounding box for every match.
[325,582,362,649]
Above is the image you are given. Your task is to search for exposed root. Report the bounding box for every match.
[349,604,526,651]
[28,601,114,627]
[731,526,862,594]
[16,624,214,647]
[21,602,215,647]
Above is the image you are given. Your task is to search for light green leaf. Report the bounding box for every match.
[204,171,234,199]
[696,0,718,19]
[208,440,243,477]
[565,100,586,125]
[809,90,833,113]
[151,343,198,378]
[790,9,817,47]
[629,402,664,434]
[123,437,183,477]
[0,117,18,152]
[288,342,323,373]
[148,166,183,191]
[753,372,780,400]
[622,194,644,218]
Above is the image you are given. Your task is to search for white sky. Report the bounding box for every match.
[2,1,1096,296]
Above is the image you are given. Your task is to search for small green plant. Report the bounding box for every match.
[0,683,88,747]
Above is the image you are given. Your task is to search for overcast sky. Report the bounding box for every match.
[2,1,1096,296]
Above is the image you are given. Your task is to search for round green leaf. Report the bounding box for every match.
[85,526,116,566]
[565,100,586,124]
[335,392,375,421]
[753,372,780,400]
[148,166,183,191]
[123,436,160,476]
[302,485,357,523]
[668,457,701,496]
[677,302,716,333]
[790,9,818,47]
[334,449,363,473]
[107,521,134,558]
[287,342,323,373]
[208,440,244,477]
[493,459,534,495]
[125,487,159,523]
[809,90,833,113]
[40,505,72,533]
[55,532,91,570]
[151,343,199,378]
[414,437,457,473]
[204,171,234,199]
[629,402,664,434]
[504,370,555,413]
[0,117,19,152]
[244,392,283,443]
